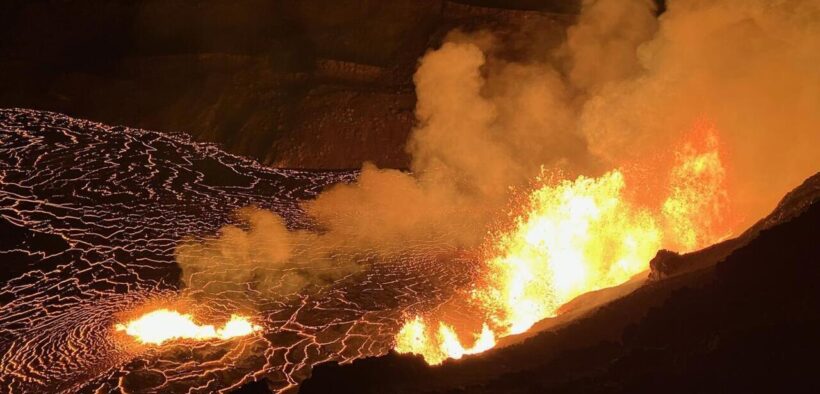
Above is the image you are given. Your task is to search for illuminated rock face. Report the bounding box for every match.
[0,1,576,169]
[0,109,475,393]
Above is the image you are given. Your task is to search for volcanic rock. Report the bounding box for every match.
[0,0,579,169]
[649,171,820,279]
[647,249,682,280]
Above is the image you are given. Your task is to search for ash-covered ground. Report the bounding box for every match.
[0,109,476,393]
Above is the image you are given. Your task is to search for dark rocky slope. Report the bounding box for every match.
[0,0,578,169]
[649,171,820,280]
[298,172,820,393]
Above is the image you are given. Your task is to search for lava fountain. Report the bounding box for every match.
[396,125,731,364]
[115,309,262,345]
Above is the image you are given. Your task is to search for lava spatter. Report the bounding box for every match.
[115,309,261,345]
[395,128,731,364]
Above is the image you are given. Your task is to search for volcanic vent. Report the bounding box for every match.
[1,0,819,392]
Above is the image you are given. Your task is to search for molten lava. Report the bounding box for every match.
[115,309,262,345]
[475,170,661,336]
[395,317,496,365]
[662,125,731,252]
[395,128,730,365]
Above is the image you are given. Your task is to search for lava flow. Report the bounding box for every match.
[395,127,731,365]
[115,309,262,345]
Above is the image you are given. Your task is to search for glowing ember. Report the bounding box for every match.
[396,131,730,364]
[115,309,262,345]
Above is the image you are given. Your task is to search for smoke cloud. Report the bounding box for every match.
[178,0,820,296]
[579,0,820,221]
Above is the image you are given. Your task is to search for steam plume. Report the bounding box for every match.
[178,0,820,297]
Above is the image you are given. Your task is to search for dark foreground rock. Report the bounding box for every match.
[300,183,820,393]
[649,171,820,280]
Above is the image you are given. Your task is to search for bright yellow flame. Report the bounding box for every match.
[115,309,261,345]
[395,316,429,356]
[394,316,496,365]
[477,170,661,335]
[396,129,730,364]
[662,127,730,252]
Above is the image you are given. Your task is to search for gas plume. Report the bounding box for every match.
[177,0,820,317]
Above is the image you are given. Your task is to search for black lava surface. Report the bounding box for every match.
[0,109,475,393]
